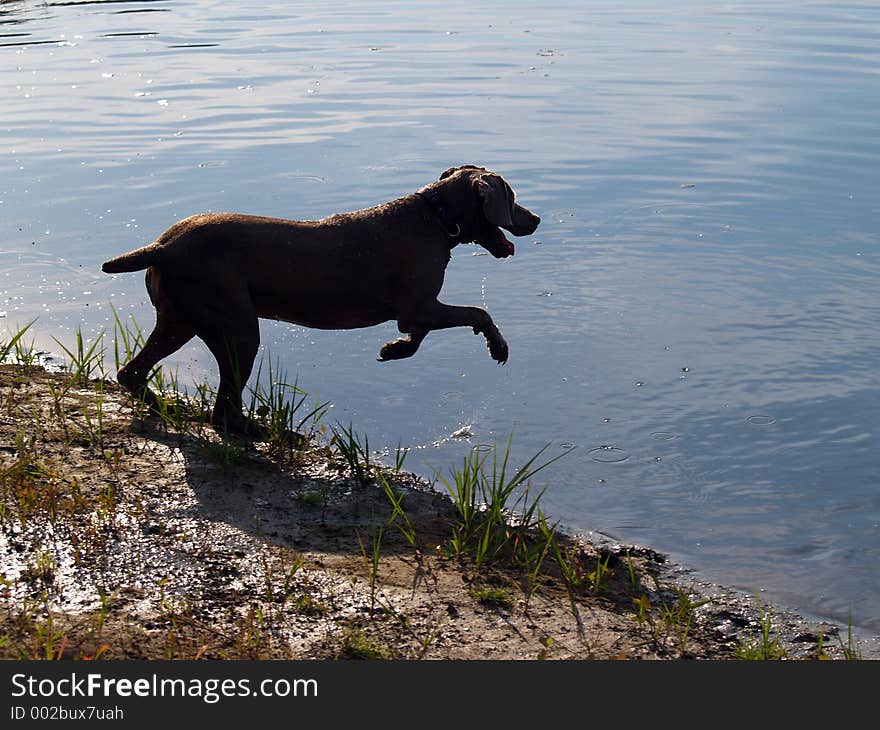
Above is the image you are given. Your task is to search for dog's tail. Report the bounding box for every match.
[101,242,165,274]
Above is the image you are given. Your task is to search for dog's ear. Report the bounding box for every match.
[475,173,514,228]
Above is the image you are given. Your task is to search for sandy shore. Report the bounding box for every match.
[0,363,870,660]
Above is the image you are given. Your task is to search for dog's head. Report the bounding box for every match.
[439,165,540,258]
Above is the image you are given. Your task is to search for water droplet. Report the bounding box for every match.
[589,445,629,463]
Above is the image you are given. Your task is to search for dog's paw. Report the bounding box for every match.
[378,338,417,361]
[488,337,508,364]
[377,342,395,361]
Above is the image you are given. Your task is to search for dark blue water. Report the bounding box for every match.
[2,0,878,642]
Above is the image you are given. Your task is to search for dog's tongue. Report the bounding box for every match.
[501,233,515,257]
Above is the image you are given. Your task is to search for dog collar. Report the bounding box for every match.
[416,188,463,242]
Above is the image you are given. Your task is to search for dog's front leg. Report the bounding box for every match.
[401,301,508,364]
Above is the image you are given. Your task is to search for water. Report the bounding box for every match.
[3,0,879,641]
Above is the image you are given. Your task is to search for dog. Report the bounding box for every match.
[101,165,540,434]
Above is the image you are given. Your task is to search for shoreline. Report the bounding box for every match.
[0,359,875,660]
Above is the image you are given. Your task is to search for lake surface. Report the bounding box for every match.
[3,0,879,645]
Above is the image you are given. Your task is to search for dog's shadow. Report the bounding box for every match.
[140,422,454,559]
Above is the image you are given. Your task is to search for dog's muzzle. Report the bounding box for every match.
[505,204,540,237]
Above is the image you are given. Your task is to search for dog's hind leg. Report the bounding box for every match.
[117,311,195,408]
[117,266,196,407]
[194,311,260,435]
